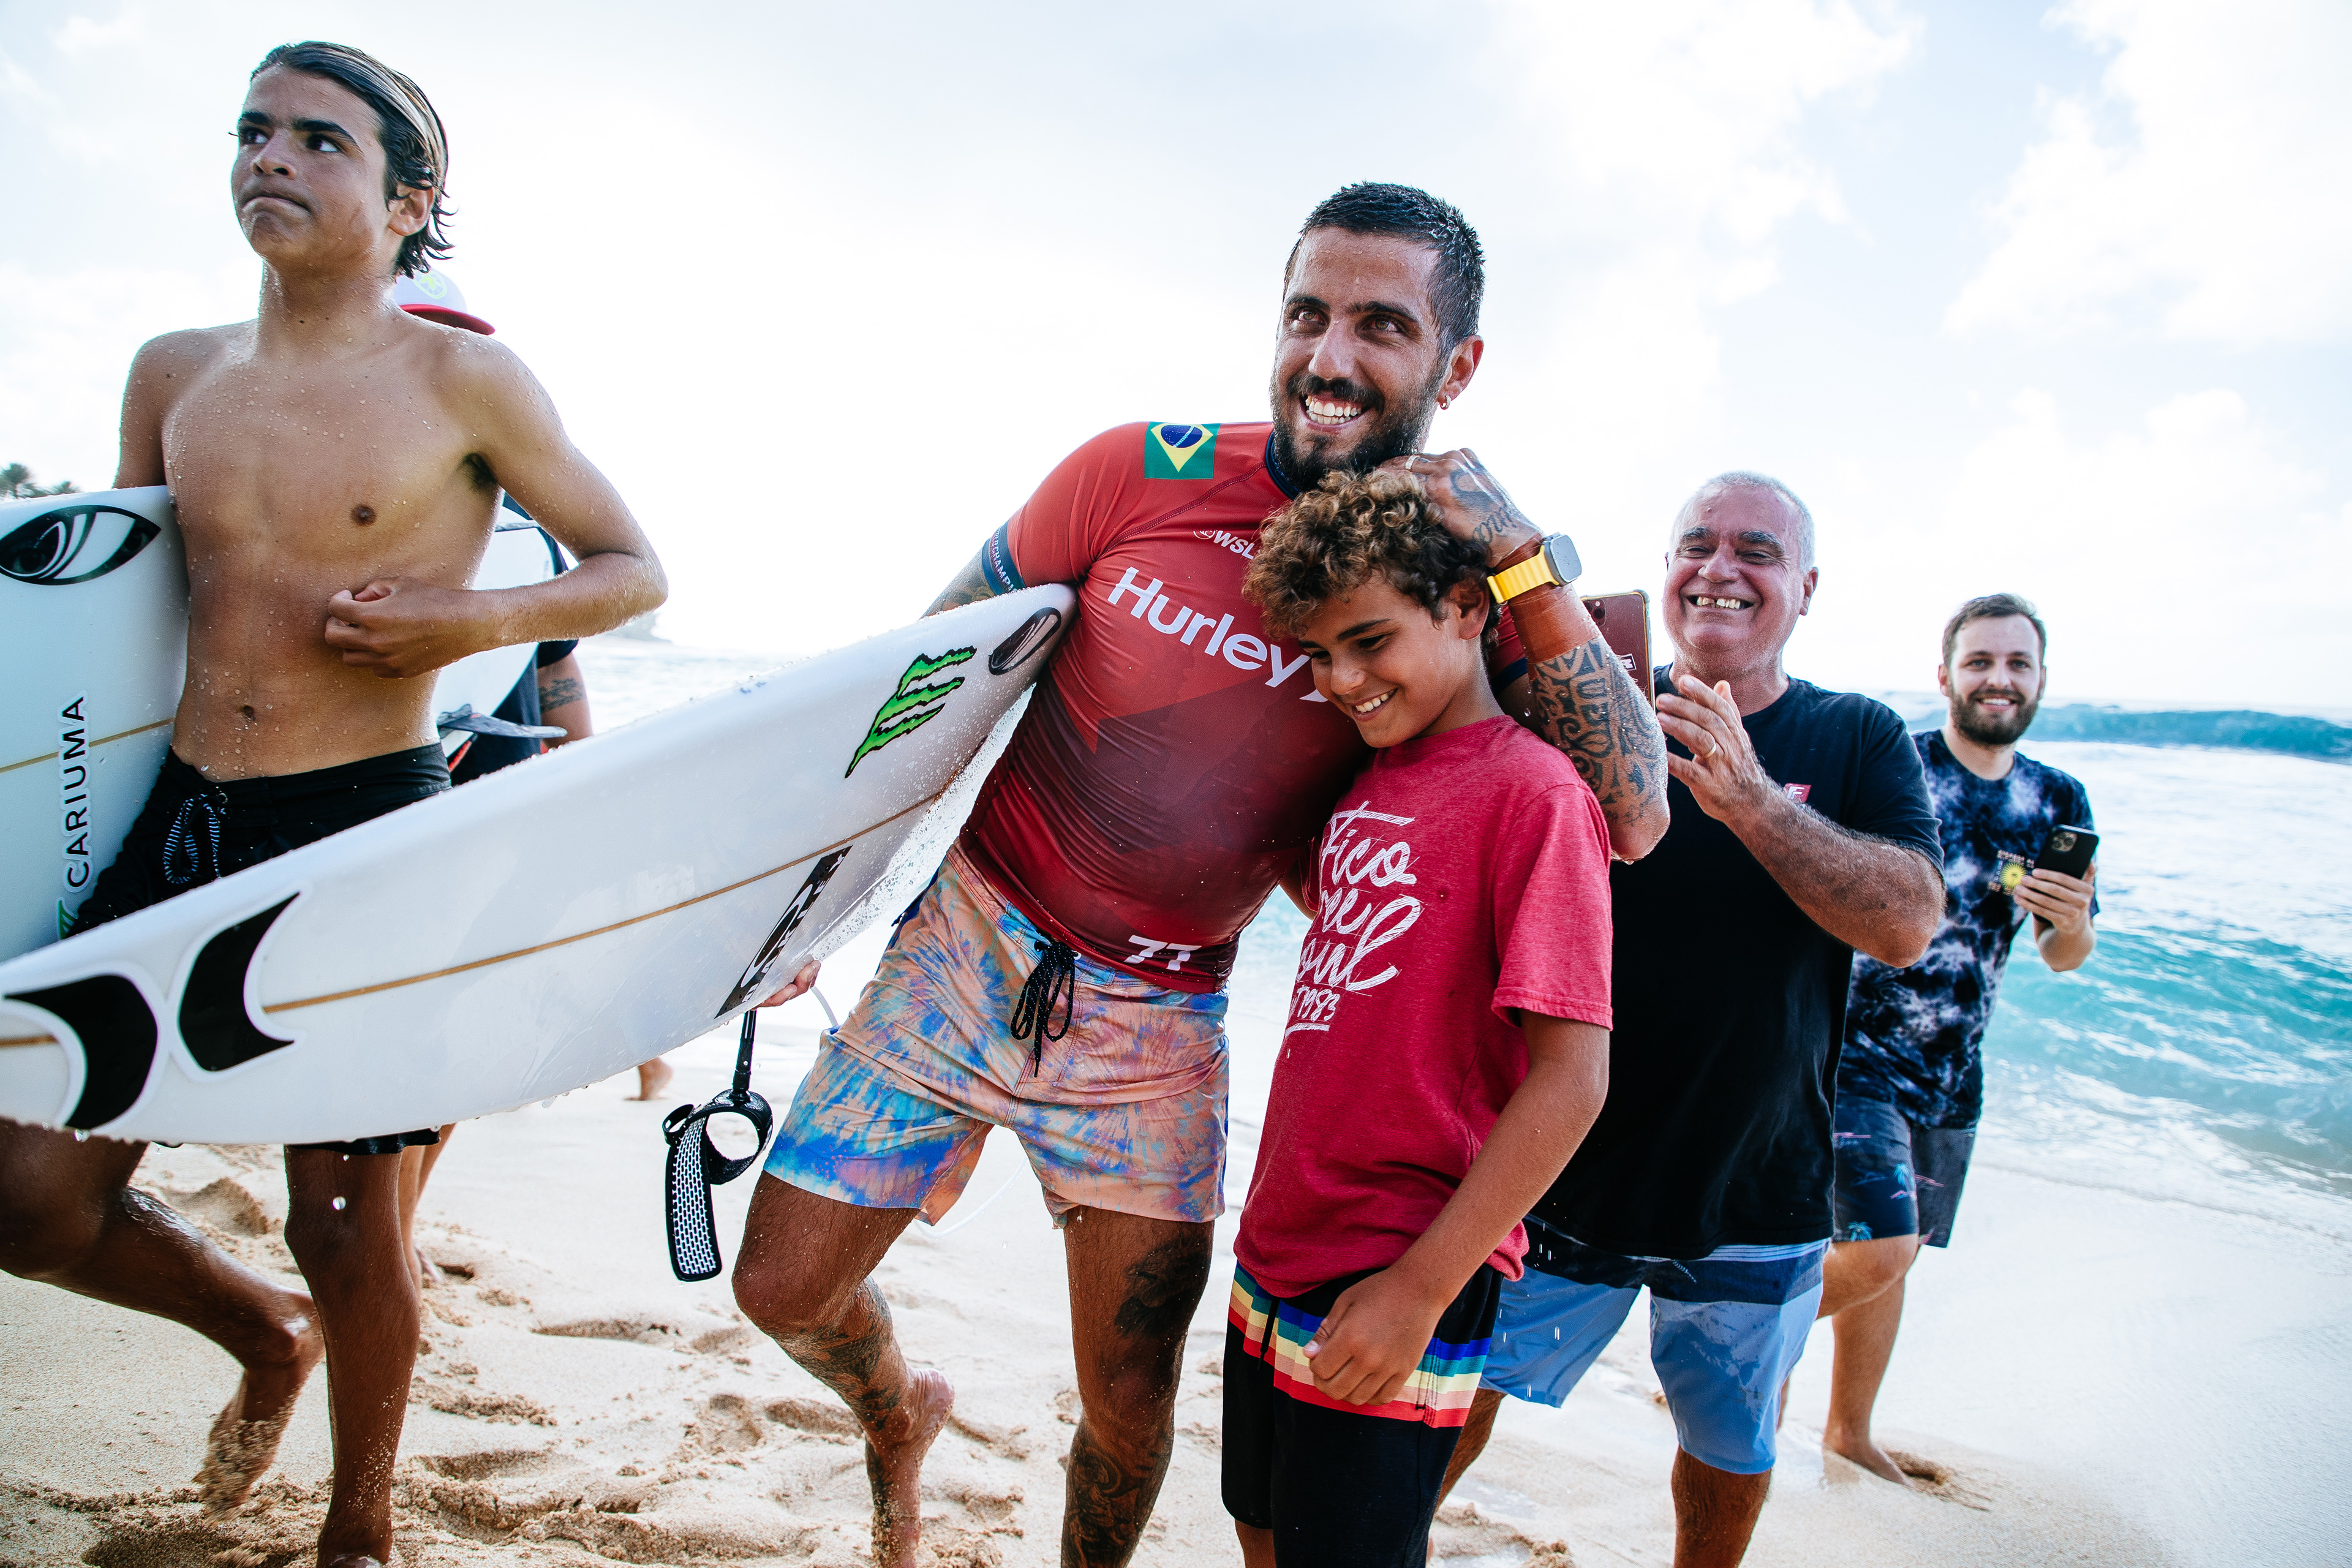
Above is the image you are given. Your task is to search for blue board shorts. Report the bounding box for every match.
[764,847,1229,1226]
[1831,1093,1975,1248]
[1480,1227,1826,1475]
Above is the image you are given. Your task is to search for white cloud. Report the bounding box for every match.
[1494,0,1917,244]
[1806,385,2347,704]
[1948,0,2352,344]
[0,265,251,488]
[1459,1,1920,534]
[50,10,143,56]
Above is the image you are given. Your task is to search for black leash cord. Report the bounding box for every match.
[660,1009,775,1283]
[1008,935,1077,1074]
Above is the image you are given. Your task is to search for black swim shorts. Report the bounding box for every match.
[70,744,451,1156]
[1223,1264,1501,1567]
[1831,1094,1975,1248]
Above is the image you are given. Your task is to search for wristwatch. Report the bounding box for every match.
[1486,533,1582,602]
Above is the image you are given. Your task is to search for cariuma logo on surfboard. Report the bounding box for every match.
[846,647,977,777]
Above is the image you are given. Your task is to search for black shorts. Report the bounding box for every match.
[1831,1094,1975,1248]
[1223,1264,1502,1567]
[72,745,451,1156]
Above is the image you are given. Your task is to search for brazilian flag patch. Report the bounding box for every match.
[1145,422,1219,480]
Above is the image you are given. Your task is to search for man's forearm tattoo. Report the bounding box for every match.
[1526,638,1666,820]
[536,675,585,710]
[779,1281,903,1433]
[1063,1417,1172,1568]
[925,553,998,615]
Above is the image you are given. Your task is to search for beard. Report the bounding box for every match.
[1951,685,2040,747]
[1267,362,1446,492]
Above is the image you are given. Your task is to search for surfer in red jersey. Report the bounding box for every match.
[0,43,663,1568]
[732,183,1668,1568]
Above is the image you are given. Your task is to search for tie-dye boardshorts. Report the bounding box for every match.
[763,846,1229,1226]
[1831,1092,1976,1248]
[1223,1262,1502,1564]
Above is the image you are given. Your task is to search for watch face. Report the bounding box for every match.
[1544,533,1583,584]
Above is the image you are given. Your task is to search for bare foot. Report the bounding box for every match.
[1823,1424,1914,1487]
[195,1307,324,1509]
[631,1057,675,1102]
[865,1368,954,1568]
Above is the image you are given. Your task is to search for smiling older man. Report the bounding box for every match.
[1436,472,1947,1568]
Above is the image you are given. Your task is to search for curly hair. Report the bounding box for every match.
[1245,469,1491,638]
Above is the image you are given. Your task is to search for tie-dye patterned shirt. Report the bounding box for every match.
[1840,731,2097,1129]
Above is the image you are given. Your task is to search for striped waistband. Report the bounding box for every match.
[1227,1265,1491,1428]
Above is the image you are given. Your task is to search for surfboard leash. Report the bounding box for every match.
[660,1009,775,1283]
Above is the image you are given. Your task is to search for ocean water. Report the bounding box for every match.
[575,636,2352,1237]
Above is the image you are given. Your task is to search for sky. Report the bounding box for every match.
[4,0,2346,708]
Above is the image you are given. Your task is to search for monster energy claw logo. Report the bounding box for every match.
[846,647,976,776]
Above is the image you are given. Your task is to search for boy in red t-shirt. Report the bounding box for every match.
[1225,472,1616,1566]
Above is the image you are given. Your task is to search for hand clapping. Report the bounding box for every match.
[1656,673,1776,824]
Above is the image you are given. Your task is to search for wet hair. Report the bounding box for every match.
[252,42,451,277]
[1245,469,1491,638]
[1942,592,2048,668]
[1675,470,1815,570]
[1288,183,1485,348]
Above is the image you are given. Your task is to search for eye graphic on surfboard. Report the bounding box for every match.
[0,503,163,586]
[988,606,1062,676]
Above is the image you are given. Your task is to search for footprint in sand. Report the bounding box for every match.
[1885,1449,1993,1510]
[767,1396,860,1440]
[676,1393,767,1457]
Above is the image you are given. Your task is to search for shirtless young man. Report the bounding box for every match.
[0,42,664,1566]
[730,182,1668,1567]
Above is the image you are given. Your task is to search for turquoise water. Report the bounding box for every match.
[579,639,2352,1227]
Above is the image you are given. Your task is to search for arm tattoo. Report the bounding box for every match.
[925,549,999,615]
[536,675,585,710]
[1525,638,1667,823]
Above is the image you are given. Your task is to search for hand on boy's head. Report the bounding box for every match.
[1300,1267,1451,1408]
[323,578,493,678]
[1374,448,1540,567]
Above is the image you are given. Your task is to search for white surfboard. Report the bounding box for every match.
[0,587,1074,1145]
[0,488,554,959]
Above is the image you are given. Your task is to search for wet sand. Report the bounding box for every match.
[1,1012,2242,1568]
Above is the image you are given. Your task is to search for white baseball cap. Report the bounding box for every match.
[391,268,494,335]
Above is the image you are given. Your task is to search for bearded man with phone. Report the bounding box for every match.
[1815,591,2099,1485]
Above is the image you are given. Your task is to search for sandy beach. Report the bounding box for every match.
[9,984,2336,1568]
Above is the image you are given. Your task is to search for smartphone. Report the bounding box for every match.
[1581,590,1652,696]
[2034,825,2100,880]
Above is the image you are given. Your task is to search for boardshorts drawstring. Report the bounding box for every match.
[162,788,227,886]
[1009,935,1077,1074]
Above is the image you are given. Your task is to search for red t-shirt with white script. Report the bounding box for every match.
[959,420,1522,991]
[1235,716,1614,1299]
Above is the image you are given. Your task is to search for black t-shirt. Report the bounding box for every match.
[1530,671,1942,1259]
[448,506,577,786]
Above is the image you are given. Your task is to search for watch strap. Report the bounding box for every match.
[1489,535,1575,602]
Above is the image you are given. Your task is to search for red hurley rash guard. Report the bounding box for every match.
[957,421,1524,992]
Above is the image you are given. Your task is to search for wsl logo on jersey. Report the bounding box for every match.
[1145,423,1219,480]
